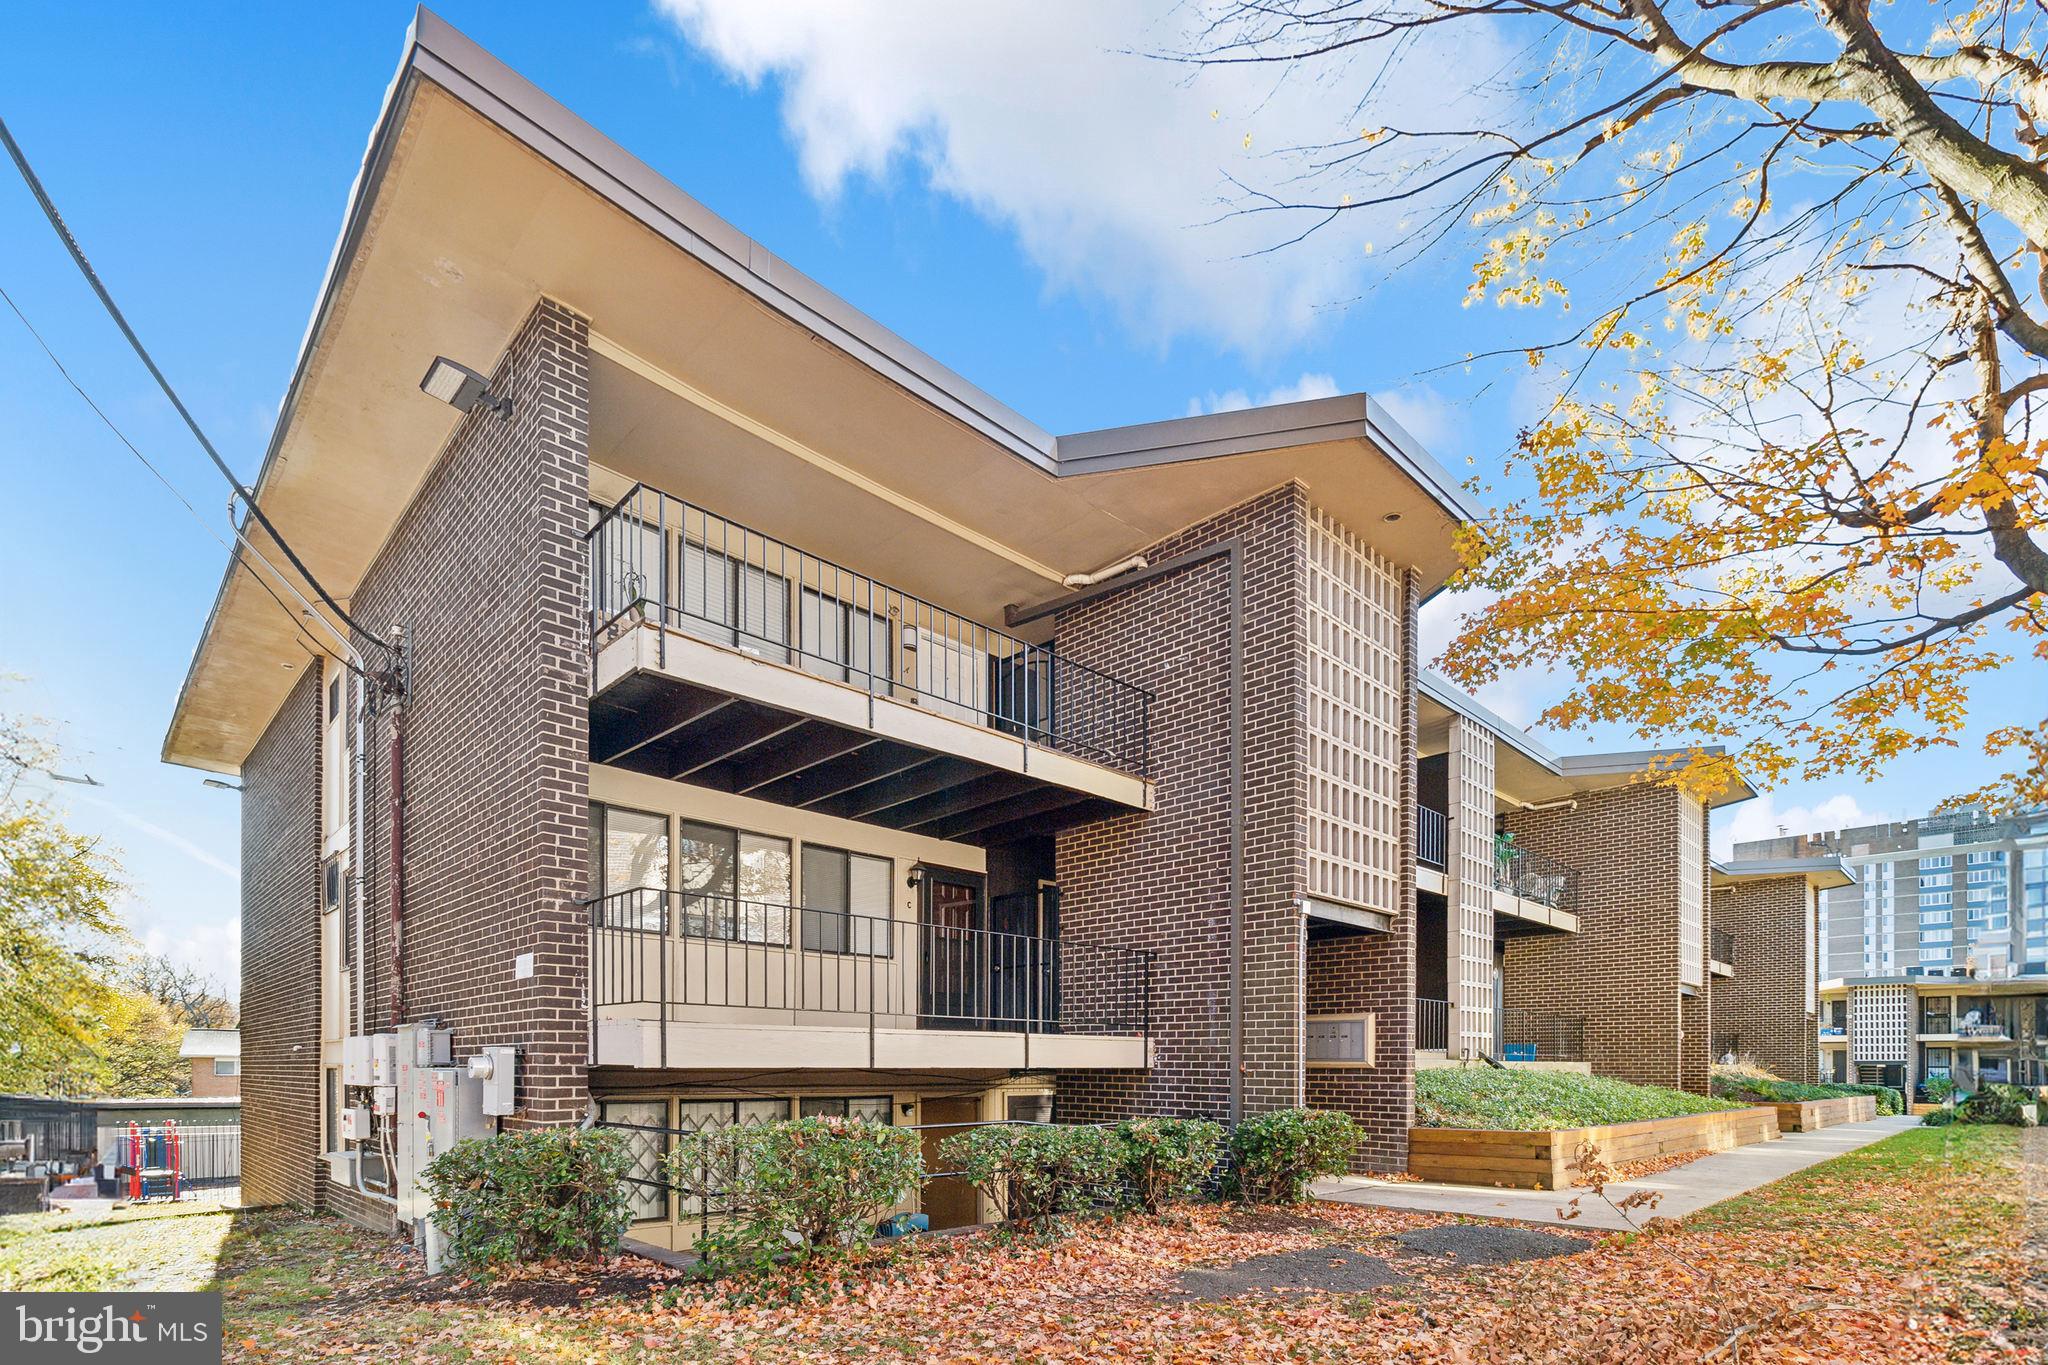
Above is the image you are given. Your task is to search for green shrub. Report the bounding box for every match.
[420,1127,634,1270]
[1921,1108,1958,1127]
[1227,1109,1359,1205]
[1420,1068,1744,1131]
[1955,1084,2036,1127]
[938,1124,1123,1234]
[1113,1117,1223,1213]
[672,1117,923,1275]
[1921,1076,1956,1104]
[1710,1073,1903,1116]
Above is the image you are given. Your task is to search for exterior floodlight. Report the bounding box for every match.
[203,778,244,792]
[419,356,511,419]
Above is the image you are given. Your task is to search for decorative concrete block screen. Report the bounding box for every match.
[1304,507,1402,917]
[1850,983,1913,1064]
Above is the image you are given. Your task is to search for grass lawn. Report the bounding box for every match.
[6,1125,2026,1360]
[1415,1066,1748,1130]
[0,1202,238,1292]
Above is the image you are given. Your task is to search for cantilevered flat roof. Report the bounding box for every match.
[163,6,1479,774]
[1710,856,1855,890]
[1418,669,1757,808]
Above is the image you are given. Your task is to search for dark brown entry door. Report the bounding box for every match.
[919,1095,982,1229]
[919,868,985,1029]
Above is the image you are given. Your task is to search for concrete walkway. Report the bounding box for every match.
[1315,1114,1923,1231]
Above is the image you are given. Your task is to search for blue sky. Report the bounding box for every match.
[1,2,2037,992]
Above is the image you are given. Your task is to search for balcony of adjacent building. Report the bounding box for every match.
[589,887,1154,1071]
[585,481,1155,847]
[1413,997,1587,1066]
[1415,806,1581,934]
[1709,928,1735,978]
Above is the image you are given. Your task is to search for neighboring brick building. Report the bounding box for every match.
[176,1030,241,1099]
[163,11,1497,1236]
[1411,677,1756,1096]
[1708,858,1852,1083]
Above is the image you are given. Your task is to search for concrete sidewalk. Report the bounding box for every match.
[1315,1114,1923,1231]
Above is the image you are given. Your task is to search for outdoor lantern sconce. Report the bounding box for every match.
[419,355,513,419]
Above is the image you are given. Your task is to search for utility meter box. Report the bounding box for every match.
[469,1046,518,1117]
[338,1107,371,1142]
[342,1035,371,1085]
[367,1032,399,1088]
[394,1065,487,1223]
[408,1027,452,1068]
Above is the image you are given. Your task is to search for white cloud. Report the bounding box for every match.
[1376,384,1464,458]
[135,912,241,1000]
[652,0,1512,353]
[1713,791,1891,861]
[72,793,238,882]
[1185,371,1338,417]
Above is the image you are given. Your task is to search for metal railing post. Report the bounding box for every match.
[659,903,669,1071]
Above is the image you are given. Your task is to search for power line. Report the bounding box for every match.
[0,111,397,661]
[0,278,361,677]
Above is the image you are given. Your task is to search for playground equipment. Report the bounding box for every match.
[120,1120,183,1202]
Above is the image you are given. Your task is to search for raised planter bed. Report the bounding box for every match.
[1408,1106,1780,1190]
[1769,1095,1876,1132]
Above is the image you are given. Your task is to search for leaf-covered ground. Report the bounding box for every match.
[0,1201,236,1291]
[19,1124,2019,1362]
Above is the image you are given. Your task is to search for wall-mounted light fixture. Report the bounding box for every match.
[419,356,513,420]
[202,778,243,793]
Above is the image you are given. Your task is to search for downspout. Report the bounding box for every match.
[1006,538,1246,1123]
[388,709,408,1029]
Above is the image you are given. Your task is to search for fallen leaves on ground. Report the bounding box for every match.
[1582,1147,1710,1185]
[213,1125,2031,1363]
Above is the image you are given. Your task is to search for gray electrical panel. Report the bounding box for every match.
[394,1024,489,1225]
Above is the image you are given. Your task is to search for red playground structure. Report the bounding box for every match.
[120,1120,183,1202]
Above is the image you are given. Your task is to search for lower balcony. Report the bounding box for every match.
[588,890,1155,1072]
[1412,998,1586,1065]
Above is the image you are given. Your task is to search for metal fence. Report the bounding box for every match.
[590,890,1154,1064]
[1493,842,1578,912]
[1415,997,1450,1052]
[1497,1007,1586,1062]
[587,483,1154,776]
[1417,807,1446,871]
[96,1124,240,1198]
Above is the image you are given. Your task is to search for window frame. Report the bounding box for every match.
[592,803,672,934]
[676,819,793,945]
[798,843,894,957]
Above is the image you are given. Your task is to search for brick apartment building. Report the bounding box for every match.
[163,11,1790,1244]
[1738,808,2048,1096]
[1706,858,1853,1084]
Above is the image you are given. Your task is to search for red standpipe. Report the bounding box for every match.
[389,714,407,1028]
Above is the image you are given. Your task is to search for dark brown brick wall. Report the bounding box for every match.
[239,669,324,1211]
[1052,486,1311,1123]
[348,298,594,1129]
[1502,783,1712,1091]
[1710,877,1817,1082]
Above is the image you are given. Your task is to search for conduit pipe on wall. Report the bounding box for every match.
[1061,554,1149,589]
[1007,540,1246,1122]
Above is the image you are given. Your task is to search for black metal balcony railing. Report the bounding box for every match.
[1498,1007,1586,1063]
[1417,807,1447,870]
[587,483,1154,776]
[1415,996,1450,1051]
[1493,842,1577,912]
[587,889,1153,1066]
[1711,928,1735,965]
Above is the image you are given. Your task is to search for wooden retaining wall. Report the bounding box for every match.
[1770,1095,1877,1132]
[1409,1106,1781,1190]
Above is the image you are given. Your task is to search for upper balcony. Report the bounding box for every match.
[588,889,1154,1071]
[1416,809,1580,933]
[585,483,1155,844]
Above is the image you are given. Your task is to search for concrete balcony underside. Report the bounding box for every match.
[1416,866,1580,934]
[592,623,1152,845]
[593,1012,1153,1071]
